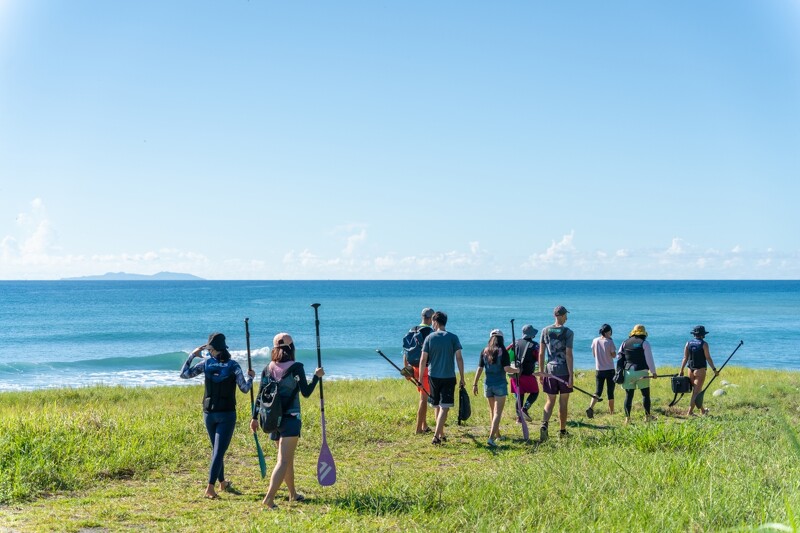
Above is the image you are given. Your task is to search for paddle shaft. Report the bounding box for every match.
[244,317,267,478]
[534,372,603,401]
[510,319,529,440]
[375,349,431,397]
[696,340,744,407]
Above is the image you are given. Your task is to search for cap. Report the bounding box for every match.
[273,332,294,347]
[206,332,228,351]
[522,324,538,338]
[490,329,504,338]
[691,325,709,336]
[554,305,569,316]
[630,324,648,337]
[421,308,434,318]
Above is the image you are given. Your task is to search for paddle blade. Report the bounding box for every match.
[317,438,337,486]
[253,433,267,478]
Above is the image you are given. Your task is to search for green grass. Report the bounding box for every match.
[0,367,798,532]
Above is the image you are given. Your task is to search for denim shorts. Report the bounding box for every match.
[270,414,302,441]
[484,382,508,398]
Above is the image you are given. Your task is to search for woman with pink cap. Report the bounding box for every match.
[250,332,324,510]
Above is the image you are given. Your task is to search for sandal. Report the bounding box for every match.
[220,481,241,495]
[288,494,306,502]
[431,436,442,445]
[263,503,278,511]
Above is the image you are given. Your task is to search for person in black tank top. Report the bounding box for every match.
[679,325,718,416]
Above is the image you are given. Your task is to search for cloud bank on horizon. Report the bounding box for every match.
[2,198,797,280]
[1,2,799,280]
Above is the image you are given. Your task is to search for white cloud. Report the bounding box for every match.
[342,229,367,257]
[665,237,686,255]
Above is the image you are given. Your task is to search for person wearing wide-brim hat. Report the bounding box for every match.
[180,332,255,499]
[679,325,718,416]
[617,324,658,424]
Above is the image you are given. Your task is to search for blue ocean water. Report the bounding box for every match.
[1,280,798,391]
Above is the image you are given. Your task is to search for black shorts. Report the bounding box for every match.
[429,376,456,408]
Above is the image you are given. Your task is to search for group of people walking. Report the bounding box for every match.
[177,307,721,505]
[402,305,720,448]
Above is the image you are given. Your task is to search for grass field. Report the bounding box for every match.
[1,367,799,532]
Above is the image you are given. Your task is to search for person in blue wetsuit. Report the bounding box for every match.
[250,332,324,510]
[181,332,254,499]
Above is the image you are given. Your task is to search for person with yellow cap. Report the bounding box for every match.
[617,324,658,424]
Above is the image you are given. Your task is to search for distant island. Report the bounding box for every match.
[61,271,205,281]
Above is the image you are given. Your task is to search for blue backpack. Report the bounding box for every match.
[402,325,433,367]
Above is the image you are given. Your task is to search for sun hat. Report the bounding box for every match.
[629,324,648,337]
[206,332,228,351]
[691,325,709,336]
[522,324,538,338]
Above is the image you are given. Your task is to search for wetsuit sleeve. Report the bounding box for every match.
[180,354,205,379]
[643,341,656,372]
[233,361,254,393]
[293,364,320,398]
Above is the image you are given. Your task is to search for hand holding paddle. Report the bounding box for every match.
[510,319,529,442]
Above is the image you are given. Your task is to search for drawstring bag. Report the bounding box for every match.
[613,354,626,385]
[457,385,471,425]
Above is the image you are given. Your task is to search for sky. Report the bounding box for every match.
[1,1,799,280]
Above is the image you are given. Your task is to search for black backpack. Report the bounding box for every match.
[457,385,471,425]
[254,366,300,433]
[402,325,433,367]
[516,339,539,375]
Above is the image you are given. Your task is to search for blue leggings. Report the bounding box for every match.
[203,411,236,485]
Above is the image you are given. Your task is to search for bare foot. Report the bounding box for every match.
[204,490,219,499]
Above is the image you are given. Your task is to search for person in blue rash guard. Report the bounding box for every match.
[181,332,255,499]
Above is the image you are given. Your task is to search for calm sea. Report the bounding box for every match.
[1,280,798,391]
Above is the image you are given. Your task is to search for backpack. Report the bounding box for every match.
[254,366,300,433]
[457,385,471,425]
[516,339,539,375]
[402,325,433,367]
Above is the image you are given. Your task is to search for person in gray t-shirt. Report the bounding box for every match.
[419,311,465,445]
[537,305,574,442]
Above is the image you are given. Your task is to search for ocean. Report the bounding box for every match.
[1,280,798,392]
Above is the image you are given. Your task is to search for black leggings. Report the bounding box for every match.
[521,392,539,409]
[624,387,651,417]
[595,369,615,400]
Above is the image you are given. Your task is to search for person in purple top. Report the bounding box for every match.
[586,324,617,418]
[180,332,254,500]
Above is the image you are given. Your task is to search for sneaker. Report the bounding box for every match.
[559,429,569,438]
[487,438,497,448]
[522,408,533,422]
[585,407,594,419]
[540,424,548,442]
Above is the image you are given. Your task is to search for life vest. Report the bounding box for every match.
[203,358,237,413]
[622,336,647,371]
[687,338,707,369]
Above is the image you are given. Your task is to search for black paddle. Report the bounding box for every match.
[510,319,529,441]
[375,349,431,397]
[534,372,603,402]
[244,318,267,478]
[311,303,336,486]
[695,340,744,409]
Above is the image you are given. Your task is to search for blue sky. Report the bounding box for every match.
[1,1,799,280]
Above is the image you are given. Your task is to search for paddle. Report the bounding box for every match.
[244,318,267,478]
[510,319,529,441]
[695,340,743,409]
[311,303,336,486]
[375,349,431,397]
[534,372,603,402]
